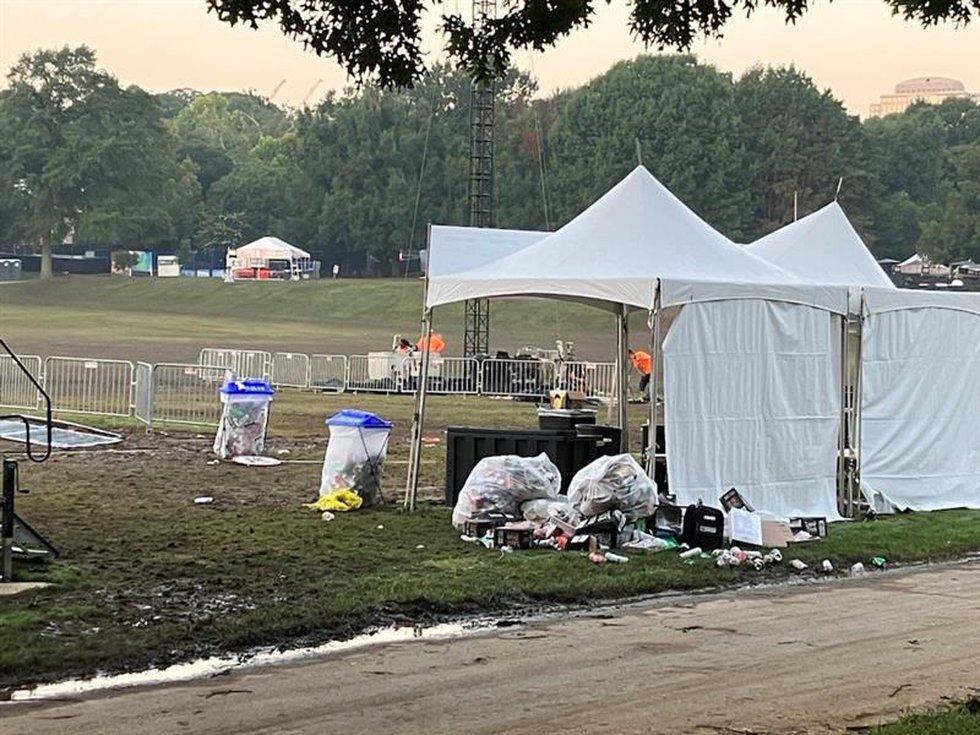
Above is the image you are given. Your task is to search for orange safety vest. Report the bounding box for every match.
[630,350,652,375]
[416,333,446,352]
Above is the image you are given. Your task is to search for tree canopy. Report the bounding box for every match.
[2,46,980,273]
[206,0,980,87]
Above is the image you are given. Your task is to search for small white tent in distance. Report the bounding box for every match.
[226,236,314,280]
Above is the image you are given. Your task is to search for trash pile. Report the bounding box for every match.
[453,467,867,572]
[453,453,666,563]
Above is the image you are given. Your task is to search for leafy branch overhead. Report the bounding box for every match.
[205,0,980,87]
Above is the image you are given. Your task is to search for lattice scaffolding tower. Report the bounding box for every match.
[463,0,496,357]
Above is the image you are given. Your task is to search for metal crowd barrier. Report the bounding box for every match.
[271,352,311,389]
[310,354,348,393]
[199,348,271,381]
[0,349,616,423]
[556,360,617,400]
[44,356,134,418]
[0,354,43,411]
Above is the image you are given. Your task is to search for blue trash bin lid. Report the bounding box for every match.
[220,379,274,396]
[326,409,392,428]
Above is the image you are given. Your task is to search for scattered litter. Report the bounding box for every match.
[304,489,363,512]
[377,524,384,530]
[276,449,291,455]
[499,546,513,554]
[415,544,425,549]
[194,497,214,505]
[320,511,335,522]
[588,552,607,565]
[421,436,441,445]
[230,455,282,467]
[679,546,702,560]
[822,559,834,573]
[791,530,816,543]
[206,460,220,466]
[604,552,629,564]
[790,559,808,571]
[850,562,866,576]
[871,556,886,568]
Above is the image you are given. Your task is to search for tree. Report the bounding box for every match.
[918,143,980,263]
[734,66,870,240]
[0,47,180,277]
[545,55,752,238]
[207,0,980,87]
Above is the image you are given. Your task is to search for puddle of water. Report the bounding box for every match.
[9,620,485,703]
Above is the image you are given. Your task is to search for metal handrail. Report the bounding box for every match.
[0,338,52,462]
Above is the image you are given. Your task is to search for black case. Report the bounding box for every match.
[682,503,725,550]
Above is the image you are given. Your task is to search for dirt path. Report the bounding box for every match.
[5,563,980,734]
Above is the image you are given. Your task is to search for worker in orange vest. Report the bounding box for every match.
[628,349,652,401]
[416,332,446,353]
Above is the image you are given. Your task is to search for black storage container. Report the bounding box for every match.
[445,425,622,504]
[536,408,597,431]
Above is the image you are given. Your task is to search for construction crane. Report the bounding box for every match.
[302,79,324,107]
[268,79,287,102]
[463,0,496,358]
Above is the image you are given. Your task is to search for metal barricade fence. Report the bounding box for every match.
[199,348,271,381]
[44,356,134,417]
[556,361,617,400]
[347,354,404,393]
[414,356,479,395]
[309,354,348,392]
[0,354,42,411]
[480,358,555,399]
[134,362,153,425]
[271,352,311,389]
[150,363,228,427]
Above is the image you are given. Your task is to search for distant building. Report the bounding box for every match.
[869,77,979,117]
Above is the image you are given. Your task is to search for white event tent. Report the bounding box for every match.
[746,202,894,290]
[859,288,980,512]
[408,166,850,521]
[226,236,313,279]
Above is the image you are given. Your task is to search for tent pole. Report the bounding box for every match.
[852,306,866,517]
[405,308,433,512]
[616,305,630,452]
[837,313,848,517]
[647,287,661,477]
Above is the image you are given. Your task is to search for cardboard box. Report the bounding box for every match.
[760,519,794,548]
[789,517,828,538]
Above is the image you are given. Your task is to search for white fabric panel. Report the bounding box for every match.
[860,304,980,511]
[747,203,895,289]
[664,300,843,520]
[864,287,980,318]
[426,166,829,311]
[426,226,549,277]
[659,278,848,315]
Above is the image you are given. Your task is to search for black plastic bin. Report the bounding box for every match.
[445,425,622,505]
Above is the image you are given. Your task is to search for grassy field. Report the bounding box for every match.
[2,276,980,700]
[0,276,631,362]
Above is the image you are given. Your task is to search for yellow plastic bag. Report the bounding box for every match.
[304,488,363,512]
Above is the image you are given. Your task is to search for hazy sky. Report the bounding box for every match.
[2,0,979,116]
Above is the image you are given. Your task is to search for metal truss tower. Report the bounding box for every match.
[463,0,496,357]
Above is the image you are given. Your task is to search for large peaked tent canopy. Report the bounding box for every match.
[425,166,844,314]
[233,236,311,261]
[746,203,894,289]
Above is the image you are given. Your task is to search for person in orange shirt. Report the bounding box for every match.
[416,332,446,353]
[628,349,652,401]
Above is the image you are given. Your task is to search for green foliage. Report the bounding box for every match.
[3,46,980,274]
[735,66,870,240]
[205,0,980,88]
